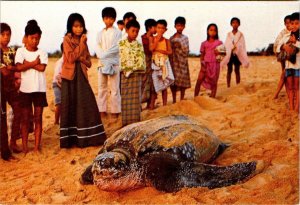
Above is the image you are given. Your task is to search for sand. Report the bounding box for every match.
[0,56,298,204]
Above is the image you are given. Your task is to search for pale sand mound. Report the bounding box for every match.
[0,57,298,204]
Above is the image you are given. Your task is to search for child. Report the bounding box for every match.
[0,23,22,154]
[141,18,157,109]
[96,7,122,119]
[273,15,292,99]
[13,20,48,153]
[194,23,223,98]
[122,12,137,40]
[52,43,63,125]
[149,19,174,107]
[170,16,191,103]
[60,13,106,148]
[281,12,300,112]
[119,19,146,126]
[221,17,249,87]
[117,20,124,31]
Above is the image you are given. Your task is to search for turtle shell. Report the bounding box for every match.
[103,115,222,163]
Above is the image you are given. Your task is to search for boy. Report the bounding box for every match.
[281,12,300,112]
[221,17,249,87]
[119,19,146,126]
[95,7,122,119]
[141,19,157,109]
[14,20,48,153]
[117,20,124,31]
[52,43,63,124]
[273,15,292,99]
[149,19,174,107]
[169,16,191,103]
[122,12,137,40]
[0,23,22,154]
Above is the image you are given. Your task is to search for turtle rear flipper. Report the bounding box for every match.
[179,161,257,189]
[80,164,94,185]
[143,151,257,192]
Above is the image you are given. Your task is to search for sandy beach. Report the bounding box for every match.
[0,56,298,204]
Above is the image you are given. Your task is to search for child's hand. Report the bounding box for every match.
[80,34,87,44]
[34,55,41,65]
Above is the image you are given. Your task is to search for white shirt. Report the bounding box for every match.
[95,26,122,68]
[15,47,48,93]
[52,56,63,83]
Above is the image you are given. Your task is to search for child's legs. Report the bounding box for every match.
[1,92,12,160]
[162,89,168,106]
[20,107,31,153]
[53,82,61,124]
[227,61,233,88]
[233,56,241,84]
[33,106,43,151]
[194,68,205,96]
[170,85,177,103]
[286,75,294,110]
[109,70,121,114]
[7,91,21,143]
[293,75,299,112]
[180,87,186,100]
[97,71,108,113]
[55,104,61,125]
[274,70,286,99]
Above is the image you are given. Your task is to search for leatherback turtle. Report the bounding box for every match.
[81,115,257,192]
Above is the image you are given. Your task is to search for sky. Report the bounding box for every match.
[0,1,298,55]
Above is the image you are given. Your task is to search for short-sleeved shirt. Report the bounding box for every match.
[15,47,48,93]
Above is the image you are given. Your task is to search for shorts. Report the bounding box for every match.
[285,69,300,77]
[52,82,62,105]
[19,92,48,108]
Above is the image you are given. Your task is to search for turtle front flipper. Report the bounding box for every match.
[80,164,94,185]
[179,161,257,189]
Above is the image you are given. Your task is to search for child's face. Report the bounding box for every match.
[118,24,124,31]
[148,26,157,35]
[0,30,11,47]
[208,26,217,38]
[290,20,300,32]
[103,17,115,28]
[231,20,240,30]
[26,33,41,50]
[127,26,139,41]
[285,19,291,31]
[290,34,296,43]
[156,24,167,36]
[72,20,84,36]
[175,23,185,34]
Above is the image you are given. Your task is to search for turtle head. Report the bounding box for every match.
[89,148,143,191]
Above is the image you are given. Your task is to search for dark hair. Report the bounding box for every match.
[25,19,42,36]
[290,12,299,21]
[175,16,186,25]
[144,19,157,31]
[102,7,117,19]
[284,15,292,22]
[27,20,38,26]
[126,19,140,30]
[66,13,87,36]
[230,17,240,25]
[207,23,219,40]
[123,12,136,21]
[0,23,11,34]
[60,43,64,53]
[117,20,124,25]
[157,19,167,27]
[292,30,300,41]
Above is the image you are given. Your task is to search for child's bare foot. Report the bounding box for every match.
[273,94,278,99]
